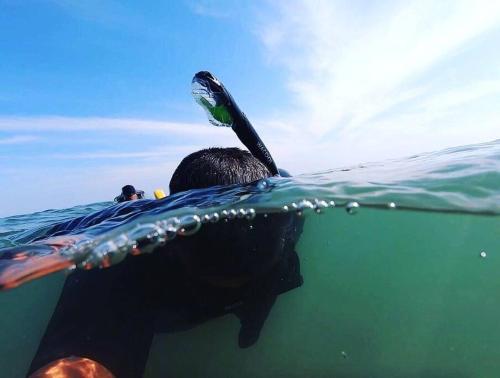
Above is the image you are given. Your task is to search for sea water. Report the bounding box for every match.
[0,140,499,377]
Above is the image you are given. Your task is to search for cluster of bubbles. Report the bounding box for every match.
[63,208,257,270]
[61,198,398,271]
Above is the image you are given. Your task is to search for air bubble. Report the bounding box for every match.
[298,199,314,211]
[314,199,328,213]
[329,200,336,207]
[128,223,167,254]
[177,215,202,236]
[165,225,177,240]
[210,212,220,223]
[346,202,359,214]
[257,179,270,191]
[237,209,246,218]
[103,234,132,265]
[480,251,487,258]
[161,217,180,240]
[227,209,237,219]
[388,202,396,209]
[317,199,329,208]
[113,234,131,252]
[245,208,256,220]
[78,240,117,269]
[99,240,126,268]
[221,210,229,218]
[61,240,94,261]
[201,214,211,223]
[282,205,289,212]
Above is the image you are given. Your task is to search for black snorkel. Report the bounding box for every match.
[192,71,280,176]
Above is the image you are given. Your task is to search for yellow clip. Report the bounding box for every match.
[154,189,166,200]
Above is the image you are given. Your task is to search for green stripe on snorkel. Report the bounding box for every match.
[198,96,233,126]
[192,71,280,176]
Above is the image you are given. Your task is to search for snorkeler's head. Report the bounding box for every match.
[114,185,145,203]
[169,147,271,195]
[168,147,297,284]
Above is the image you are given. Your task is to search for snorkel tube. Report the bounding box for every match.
[192,71,280,176]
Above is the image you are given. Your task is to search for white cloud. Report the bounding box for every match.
[415,80,500,114]
[0,116,246,217]
[253,0,500,169]
[48,145,201,160]
[0,116,218,136]
[0,135,40,145]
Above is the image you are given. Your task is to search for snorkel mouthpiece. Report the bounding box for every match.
[191,71,279,176]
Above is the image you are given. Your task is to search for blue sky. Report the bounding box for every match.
[1,0,499,217]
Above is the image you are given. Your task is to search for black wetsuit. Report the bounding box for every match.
[28,214,303,378]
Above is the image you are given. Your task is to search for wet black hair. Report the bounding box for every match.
[169,147,271,195]
[122,185,136,197]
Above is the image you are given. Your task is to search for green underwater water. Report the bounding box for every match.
[0,271,64,376]
[144,208,499,378]
[3,207,499,377]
